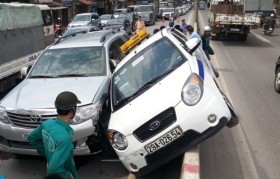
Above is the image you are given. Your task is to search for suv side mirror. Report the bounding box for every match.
[109,59,118,73]
[20,66,30,78]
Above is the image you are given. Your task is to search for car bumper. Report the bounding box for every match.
[0,119,95,156]
[134,117,228,176]
[114,97,231,175]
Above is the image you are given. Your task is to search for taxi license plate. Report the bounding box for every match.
[145,126,183,154]
[22,132,30,140]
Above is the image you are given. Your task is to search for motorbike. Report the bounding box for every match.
[263,23,274,36]
[54,23,64,38]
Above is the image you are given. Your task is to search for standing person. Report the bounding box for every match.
[135,15,145,34]
[201,25,214,60]
[186,25,203,48]
[181,19,188,35]
[200,25,219,78]
[169,13,175,27]
[28,91,80,179]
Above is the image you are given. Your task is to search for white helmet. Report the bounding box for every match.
[204,25,211,31]
[271,14,275,17]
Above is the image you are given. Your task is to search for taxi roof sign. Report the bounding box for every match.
[120,28,150,55]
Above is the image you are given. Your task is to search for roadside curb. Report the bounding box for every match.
[180,146,200,179]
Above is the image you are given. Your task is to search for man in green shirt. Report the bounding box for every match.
[28,91,80,179]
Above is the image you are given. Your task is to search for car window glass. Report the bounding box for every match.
[29,47,106,77]
[112,38,186,108]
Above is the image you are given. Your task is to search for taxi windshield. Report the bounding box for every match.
[112,38,187,110]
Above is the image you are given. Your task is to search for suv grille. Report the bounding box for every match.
[7,112,57,128]
[133,108,176,142]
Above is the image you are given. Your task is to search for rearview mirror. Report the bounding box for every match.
[20,66,30,79]
[185,38,201,55]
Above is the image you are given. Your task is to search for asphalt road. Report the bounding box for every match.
[199,9,280,179]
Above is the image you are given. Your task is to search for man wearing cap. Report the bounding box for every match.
[135,15,145,34]
[28,91,80,179]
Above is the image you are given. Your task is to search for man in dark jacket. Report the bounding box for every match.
[28,91,80,179]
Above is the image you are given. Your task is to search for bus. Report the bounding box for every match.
[37,4,55,46]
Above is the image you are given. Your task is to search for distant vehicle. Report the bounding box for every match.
[67,13,101,29]
[100,14,114,27]
[105,18,132,35]
[208,0,260,41]
[61,26,99,38]
[113,9,130,18]
[274,56,280,93]
[127,5,139,15]
[199,2,206,10]
[139,12,155,26]
[118,13,137,31]
[161,8,176,20]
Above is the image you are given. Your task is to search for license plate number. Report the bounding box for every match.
[145,126,183,154]
[22,132,30,140]
[230,28,240,32]
[269,28,273,30]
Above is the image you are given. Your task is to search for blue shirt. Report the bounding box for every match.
[190,32,203,48]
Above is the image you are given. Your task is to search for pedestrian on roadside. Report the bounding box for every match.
[200,25,219,78]
[28,91,80,179]
[135,15,145,34]
[186,25,203,48]
[169,13,175,27]
[201,25,215,60]
[181,19,188,35]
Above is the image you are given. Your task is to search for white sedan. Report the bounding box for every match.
[107,27,239,175]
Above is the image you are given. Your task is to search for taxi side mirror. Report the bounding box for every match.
[20,66,30,79]
[185,38,201,55]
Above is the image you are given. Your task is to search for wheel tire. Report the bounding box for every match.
[274,68,280,93]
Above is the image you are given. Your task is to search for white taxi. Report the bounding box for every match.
[107,27,239,175]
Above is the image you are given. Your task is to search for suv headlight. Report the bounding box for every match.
[70,101,102,125]
[107,130,128,150]
[0,106,10,124]
[181,73,204,106]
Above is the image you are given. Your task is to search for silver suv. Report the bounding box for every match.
[0,30,129,156]
[67,12,101,29]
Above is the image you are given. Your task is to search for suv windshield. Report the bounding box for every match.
[112,38,186,110]
[29,47,106,78]
[74,15,91,21]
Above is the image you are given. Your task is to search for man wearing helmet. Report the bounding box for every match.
[201,26,219,78]
[264,14,276,29]
[28,91,80,179]
[201,26,215,59]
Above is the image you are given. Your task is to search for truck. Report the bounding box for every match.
[208,0,260,41]
[244,0,274,15]
[244,0,274,27]
[0,3,54,93]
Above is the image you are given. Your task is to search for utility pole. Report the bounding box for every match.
[195,0,198,23]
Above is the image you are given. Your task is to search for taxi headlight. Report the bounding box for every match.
[70,101,102,125]
[0,106,10,124]
[181,73,204,106]
[107,130,128,150]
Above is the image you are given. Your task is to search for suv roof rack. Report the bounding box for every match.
[54,31,88,45]
[100,30,116,43]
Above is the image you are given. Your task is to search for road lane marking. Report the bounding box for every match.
[251,31,271,43]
